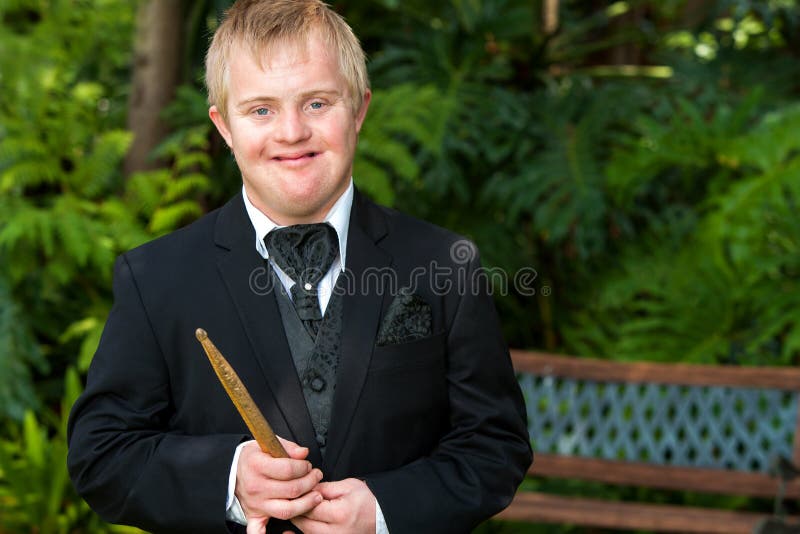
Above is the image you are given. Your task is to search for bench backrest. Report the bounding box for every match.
[511,350,800,498]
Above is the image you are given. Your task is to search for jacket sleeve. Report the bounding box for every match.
[363,251,533,534]
[67,255,246,534]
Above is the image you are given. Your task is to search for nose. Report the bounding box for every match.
[274,107,311,144]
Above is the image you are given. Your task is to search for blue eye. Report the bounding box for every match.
[255,108,269,116]
[310,102,324,110]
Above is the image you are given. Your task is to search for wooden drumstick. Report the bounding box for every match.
[195,328,288,458]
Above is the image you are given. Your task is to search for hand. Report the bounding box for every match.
[235,437,324,534]
[292,478,376,534]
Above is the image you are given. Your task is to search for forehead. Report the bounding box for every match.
[226,35,347,98]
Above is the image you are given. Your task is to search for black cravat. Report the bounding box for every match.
[264,223,339,339]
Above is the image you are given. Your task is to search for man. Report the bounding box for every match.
[67,1,532,533]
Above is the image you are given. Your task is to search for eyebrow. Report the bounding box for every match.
[234,90,343,109]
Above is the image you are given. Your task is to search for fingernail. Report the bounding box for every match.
[315,493,323,504]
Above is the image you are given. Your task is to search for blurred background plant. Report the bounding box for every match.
[0,0,797,531]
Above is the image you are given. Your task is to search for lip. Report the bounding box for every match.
[272,151,318,161]
[270,151,320,169]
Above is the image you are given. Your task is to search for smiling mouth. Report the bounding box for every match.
[273,152,318,161]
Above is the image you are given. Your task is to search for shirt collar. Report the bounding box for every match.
[242,180,352,270]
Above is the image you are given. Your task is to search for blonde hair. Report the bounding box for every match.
[205,0,369,119]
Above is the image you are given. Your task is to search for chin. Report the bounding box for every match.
[277,199,326,222]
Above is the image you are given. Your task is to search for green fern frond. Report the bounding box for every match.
[98,199,151,252]
[55,213,93,267]
[72,129,133,198]
[125,169,171,218]
[483,84,621,259]
[360,138,418,182]
[174,152,212,174]
[721,103,800,172]
[353,159,393,206]
[0,270,45,421]
[355,84,452,204]
[61,316,106,372]
[152,125,211,160]
[0,202,59,260]
[0,160,61,193]
[148,201,203,235]
[162,173,211,203]
[564,99,800,366]
[0,136,48,169]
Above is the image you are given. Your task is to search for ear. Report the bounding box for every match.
[354,89,371,134]
[209,105,233,147]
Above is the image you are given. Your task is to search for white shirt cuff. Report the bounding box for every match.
[376,498,389,533]
[225,441,251,525]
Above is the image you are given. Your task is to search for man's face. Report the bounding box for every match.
[209,35,370,225]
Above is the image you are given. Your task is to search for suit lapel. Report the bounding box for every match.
[325,192,392,474]
[214,194,322,465]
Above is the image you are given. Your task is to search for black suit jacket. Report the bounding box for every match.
[67,191,532,534]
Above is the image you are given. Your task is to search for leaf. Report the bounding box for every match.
[61,367,82,437]
[162,173,211,203]
[22,411,44,468]
[354,84,452,204]
[0,269,44,420]
[148,201,203,235]
[353,159,393,205]
[73,129,133,198]
[78,320,105,372]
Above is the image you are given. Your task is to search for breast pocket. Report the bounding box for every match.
[368,331,447,374]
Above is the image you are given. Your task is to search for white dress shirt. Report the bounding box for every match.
[226,181,388,533]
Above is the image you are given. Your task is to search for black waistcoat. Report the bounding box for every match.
[272,270,343,455]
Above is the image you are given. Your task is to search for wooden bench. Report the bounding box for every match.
[497,350,800,533]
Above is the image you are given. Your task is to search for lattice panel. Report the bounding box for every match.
[521,374,798,473]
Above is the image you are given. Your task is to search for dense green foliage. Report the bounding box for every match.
[358,0,800,364]
[0,0,798,531]
[0,2,209,529]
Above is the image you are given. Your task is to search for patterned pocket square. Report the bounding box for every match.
[376,291,432,346]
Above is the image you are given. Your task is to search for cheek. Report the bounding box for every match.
[327,125,358,153]
[318,112,358,146]
[232,130,267,159]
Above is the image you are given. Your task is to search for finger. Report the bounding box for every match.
[315,481,347,500]
[238,467,322,508]
[277,436,310,460]
[241,441,309,477]
[261,490,323,521]
[266,457,315,481]
[241,440,318,481]
[251,455,317,481]
[299,498,341,523]
[258,468,323,500]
